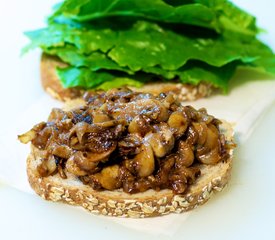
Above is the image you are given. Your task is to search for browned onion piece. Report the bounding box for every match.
[18,129,37,144]
[18,122,46,144]
[196,147,221,164]
[176,141,194,167]
[156,155,175,186]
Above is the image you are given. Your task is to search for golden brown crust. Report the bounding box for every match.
[27,117,234,218]
[40,53,213,102]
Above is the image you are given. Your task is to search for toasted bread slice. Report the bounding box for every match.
[41,54,213,102]
[26,99,234,218]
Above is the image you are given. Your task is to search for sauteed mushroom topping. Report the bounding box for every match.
[19,89,231,194]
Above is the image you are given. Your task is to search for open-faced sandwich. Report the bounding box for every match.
[24,0,275,101]
[19,89,235,217]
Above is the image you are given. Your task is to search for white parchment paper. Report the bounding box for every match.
[0,79,274,236]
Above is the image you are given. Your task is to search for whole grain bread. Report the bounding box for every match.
[41,54,213,102]
[26,98,234,218]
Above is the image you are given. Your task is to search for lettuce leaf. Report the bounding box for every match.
[96,78,143,91]
[26,21,267,71]
[55,60,237,92]
[56,67,115,88]
[24,24,116,54]
[107,21,259,71]
[52,0,258,36]
[195,0,258,36]
[24,0,275,92]
[44,45,134,74]
[57,66,152,89]
[52,0,218,30]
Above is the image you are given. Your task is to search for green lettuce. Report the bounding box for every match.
[52,0,218,29]
[24,0,275,92]
[26,21,269,71]
[56,60,238,92]
[52,0,258,36]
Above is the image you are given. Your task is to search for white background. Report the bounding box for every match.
[0,1,275,239]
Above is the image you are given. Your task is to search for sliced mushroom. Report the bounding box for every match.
[195,124,221,164]
[94,119,126,128]
[200,110,214,124]
[87,142,116,162]
[118,133,142,156]
[48,108,67,121]
[168,111,188,137]
[92,111,125,128]
[128,115,152,136]
[186,125,199,145]
[37,160,49,177]
[92,165,121,190]
[161,93,176,108]
[204,124,219,150]
[69,122,100,144]
[51,144,72,159]
[134,143,155,177]
[74,142,116,172]
[66,156,87,176]
[31,125,56,149]
[92,112,111,123]
[145,124,175,158]
[73,151,100,173]
[192,122,208,145]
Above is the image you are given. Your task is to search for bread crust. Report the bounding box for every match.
[26,118,234,218]
[41,53,213,102]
